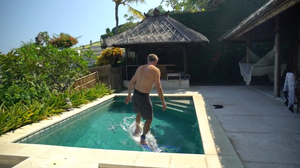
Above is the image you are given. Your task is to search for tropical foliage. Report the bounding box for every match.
[0,40,113,135]
[101,17,137,41]
[96,47,123,67]
[35,31,50,46]
[48,33,79,49]
[111,0,146,34]
[146,5,167,15]
[161,0,269,12]
[0,84,112,135]
[0,43,95,106]
[161,0,225,11]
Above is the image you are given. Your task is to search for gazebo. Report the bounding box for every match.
[101,9,209,88]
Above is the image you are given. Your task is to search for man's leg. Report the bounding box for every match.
[140,118,152,145]
[134,112,141,135]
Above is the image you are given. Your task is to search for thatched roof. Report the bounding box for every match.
[218,0,300,42]
[101,11,209,49]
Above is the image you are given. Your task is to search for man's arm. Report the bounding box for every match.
[128,72,137,96]
[154,68,166,111]
[125,67,139,104]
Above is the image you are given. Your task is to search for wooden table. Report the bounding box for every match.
[156,64,176,79]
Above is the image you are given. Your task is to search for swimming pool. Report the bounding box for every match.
[16,96,204,154]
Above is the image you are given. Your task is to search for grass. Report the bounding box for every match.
[72,41,102,50]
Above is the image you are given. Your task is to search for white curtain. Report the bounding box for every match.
[239,48,287,85]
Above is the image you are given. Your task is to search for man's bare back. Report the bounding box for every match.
[134,65,159,94]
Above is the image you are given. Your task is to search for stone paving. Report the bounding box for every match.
[145,86,300,168]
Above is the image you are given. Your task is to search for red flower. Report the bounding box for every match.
[28,47,30,50]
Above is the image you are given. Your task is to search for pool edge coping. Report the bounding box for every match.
[0,93,244,168]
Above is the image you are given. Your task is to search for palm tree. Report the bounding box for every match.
[35,31,50,46]
[112,0,146,35]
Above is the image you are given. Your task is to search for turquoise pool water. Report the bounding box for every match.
[17,96,204,154]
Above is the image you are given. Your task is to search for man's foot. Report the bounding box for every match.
[140,139,147,145]
[133,124,140,136]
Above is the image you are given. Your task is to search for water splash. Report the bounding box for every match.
[120,115,136,132]
[120,116,161,152]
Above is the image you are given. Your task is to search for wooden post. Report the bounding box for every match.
[125,47,129,80]
[274,16,281,97]
[183,45,187,80]
[246,33,251,63]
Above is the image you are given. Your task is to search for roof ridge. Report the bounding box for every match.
[164,16,191,42]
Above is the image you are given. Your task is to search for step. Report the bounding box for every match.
[168,99,194,106]
[154,104,195,115]
[166,102,195,111]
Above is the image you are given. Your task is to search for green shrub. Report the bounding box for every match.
[0,39,112,136]
[96,47,123,67]
[48,33,78,49]
[0,43,95,105]
[0,83,112,135]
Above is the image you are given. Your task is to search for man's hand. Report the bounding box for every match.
[125,95,131,104]
[162,101,167,111]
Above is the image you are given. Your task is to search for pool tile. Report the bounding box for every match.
[0,143,28,154]
[0,141,6,146]
[200,133,214,142]
[39,156,77,168]
[83,149,108,163]
[68,161,98,168]
[100,150,139,165]
[205,155,222,168]
[199,123,211,137]
[169,154,207,168]
[13,157,51,168]
[99,163,140,168]
[133,152,171,168]
[24,120,57,131]
[13,144,53,157]
[202,142,218,155]
[197,114,208,122]
[0,132,27,143]
[38,146,93,161]
[195,106,206,115]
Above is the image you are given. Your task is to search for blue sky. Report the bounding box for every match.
[0,0,172,54]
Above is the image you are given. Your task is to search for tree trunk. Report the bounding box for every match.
[115,4,119,35]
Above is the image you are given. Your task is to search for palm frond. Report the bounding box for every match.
[125,0,146,5]
[127,5,145,20]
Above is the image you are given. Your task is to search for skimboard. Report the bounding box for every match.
[128,122,182,152]
[128,122,157,151]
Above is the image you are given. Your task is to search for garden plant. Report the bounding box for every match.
[0,41,113,135]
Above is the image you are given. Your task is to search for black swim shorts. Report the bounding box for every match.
[132,89,153,120]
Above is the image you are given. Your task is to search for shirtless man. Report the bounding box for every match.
[125,54,167,145]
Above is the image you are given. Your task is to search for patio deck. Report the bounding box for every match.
[134,85,300,168]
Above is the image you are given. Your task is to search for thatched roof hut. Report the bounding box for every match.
[101,9,209,81]
[218,0,300,42]
[101,10,209,49]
